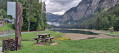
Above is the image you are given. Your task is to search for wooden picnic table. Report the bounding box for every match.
[38,33,50,38]
[35,33,53,44]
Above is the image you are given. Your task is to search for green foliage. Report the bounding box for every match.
[11,0,47,31]
[106,31,119,36]
[0,9,7,19]
[0,0,47,31]
[109,27,114,32]
[37,24,43,31]
[113,18,119,31]
[0,0,7,19]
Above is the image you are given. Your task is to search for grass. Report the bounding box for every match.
[7,38,119,53]
[0,31,64,41]
[0,43,2,47]
[0,24,13,31]
[106,32,119,36]
[93,29,108,31]
[1,31,119,53]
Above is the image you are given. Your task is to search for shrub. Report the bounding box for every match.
[109,27,114,32]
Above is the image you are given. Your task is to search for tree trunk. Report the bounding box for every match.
[28,18,30,31]
[15,2,23,50]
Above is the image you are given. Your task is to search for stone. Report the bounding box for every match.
[58,0,119,23]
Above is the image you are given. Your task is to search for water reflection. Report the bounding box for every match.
[51,29,98,35]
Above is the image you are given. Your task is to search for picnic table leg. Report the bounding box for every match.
[43,41,45,45]
[40,39,45,44]
[48,34,50,38]
[50,39,52,42]
[45,39,49,43]
[36,40,39,43]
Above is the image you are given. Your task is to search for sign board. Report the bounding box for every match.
[7,2,16,19]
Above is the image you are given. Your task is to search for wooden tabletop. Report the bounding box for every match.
[38,33,50,36]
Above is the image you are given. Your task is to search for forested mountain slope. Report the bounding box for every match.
[59,0,119,23]
[80,5,119,31]
[46,13,60,22]
[58,0,119,30]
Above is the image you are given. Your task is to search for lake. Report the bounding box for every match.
[51,28,98,35]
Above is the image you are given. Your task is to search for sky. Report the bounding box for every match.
[40,0,82,15]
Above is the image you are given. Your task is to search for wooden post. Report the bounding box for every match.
[2,2,23,52]
[15,2,23,50]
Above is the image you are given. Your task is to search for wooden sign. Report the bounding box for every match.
[4,2,23,51]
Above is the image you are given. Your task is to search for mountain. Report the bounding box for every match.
[59,0,119,23]
[79,4,119,30]
[46,13,61,22]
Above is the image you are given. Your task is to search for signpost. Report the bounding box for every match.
[2,2,23,51]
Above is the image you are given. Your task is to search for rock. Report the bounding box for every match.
[46,13,61,22]
[58,0,119,23]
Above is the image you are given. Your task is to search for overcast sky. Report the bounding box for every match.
[40,0,82,15]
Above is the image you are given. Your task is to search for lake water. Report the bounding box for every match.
[51,29,98,35]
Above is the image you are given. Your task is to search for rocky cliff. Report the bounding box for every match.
[59,0,119,23]
[46,13,61,22]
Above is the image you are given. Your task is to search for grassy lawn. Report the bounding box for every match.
[106,32,119,36]
[7,38,119,53]
[0,43,2,47]
[0,24,13,31]
[0,31,63,41]
[1,31,119,53]
[93,29,108,31]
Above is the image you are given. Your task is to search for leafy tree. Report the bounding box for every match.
[11,0,47,31]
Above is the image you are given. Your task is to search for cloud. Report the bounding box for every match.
[40,0,82,15]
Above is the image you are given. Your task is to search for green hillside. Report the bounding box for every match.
[79,4,119,31]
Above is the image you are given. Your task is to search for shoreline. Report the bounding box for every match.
[63,29,117,40]
[68,29,108,34]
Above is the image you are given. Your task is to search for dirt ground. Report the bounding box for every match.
[63,29,117,40]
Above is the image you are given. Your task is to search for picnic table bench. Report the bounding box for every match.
[34,33,54,44]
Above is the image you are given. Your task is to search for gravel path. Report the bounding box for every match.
[0,32,31,43]
[0,32,31,37]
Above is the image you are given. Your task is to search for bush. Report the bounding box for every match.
[109,27,114,32]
